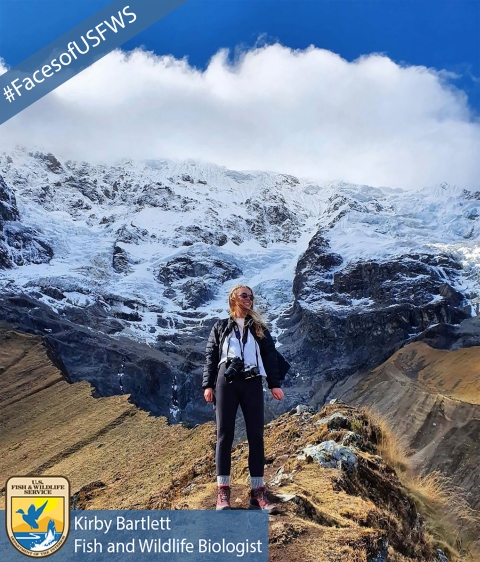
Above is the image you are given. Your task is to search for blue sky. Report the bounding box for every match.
[1,0,479,111]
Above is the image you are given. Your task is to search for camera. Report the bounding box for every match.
[224,356,244,383]
[243,365,260,379]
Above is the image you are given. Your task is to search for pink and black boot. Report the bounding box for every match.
[216,485,231,510]
[249,486,278,514]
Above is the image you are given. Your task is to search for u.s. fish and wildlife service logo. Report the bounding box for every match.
[6,476,70,557]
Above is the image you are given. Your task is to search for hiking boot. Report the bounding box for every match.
[249,486,279,514]
[216,485,231,510]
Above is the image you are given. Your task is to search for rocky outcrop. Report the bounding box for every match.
[244,188,302,246]
[415,315,480,350]
[112,244,136,274]
[174,225,228,247]
[0,223,54,268]
[279,230,469,404]
[0,175,53,269]
[115,224,150,244]
[156,250,242,309]
[0,297,178,418]
[166,401,468,561]
[0,175,20,222]
[33,151,63,173]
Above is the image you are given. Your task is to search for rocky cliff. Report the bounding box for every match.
[0,174,53,269]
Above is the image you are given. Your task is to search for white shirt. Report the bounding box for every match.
[219,318,267,377]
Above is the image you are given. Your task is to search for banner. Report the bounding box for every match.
[0,0,189,126]
[1,509,269,561]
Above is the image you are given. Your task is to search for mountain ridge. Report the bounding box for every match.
[0,146,479,426]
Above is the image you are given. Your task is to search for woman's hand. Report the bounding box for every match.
[204,388,214,402]
[270,388,284,400]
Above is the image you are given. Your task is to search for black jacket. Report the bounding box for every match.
[202,316,281,390]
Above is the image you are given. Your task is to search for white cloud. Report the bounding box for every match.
[1,44,479,190]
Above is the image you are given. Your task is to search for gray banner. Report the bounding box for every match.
[1,509,269,561]
[0,0,189,126]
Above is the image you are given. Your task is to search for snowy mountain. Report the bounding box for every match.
[0,146,479,422]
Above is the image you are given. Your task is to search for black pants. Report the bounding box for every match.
[214,363,265,477]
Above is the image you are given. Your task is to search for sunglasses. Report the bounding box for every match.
[238,292,254,301]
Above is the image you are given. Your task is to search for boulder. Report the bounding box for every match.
[303,440,358,471]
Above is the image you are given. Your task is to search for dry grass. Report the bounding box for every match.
[361,406,480,562]
[407,471,480,561]
[360,407,412,474]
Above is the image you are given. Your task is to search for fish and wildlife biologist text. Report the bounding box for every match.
[73,513,266,557]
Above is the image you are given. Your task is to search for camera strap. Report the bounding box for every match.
[233,323,245,362]
[233,323,259,368]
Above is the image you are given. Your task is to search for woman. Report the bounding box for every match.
[203,284,284,512]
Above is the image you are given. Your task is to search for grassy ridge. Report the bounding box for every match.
[1,323,479,561]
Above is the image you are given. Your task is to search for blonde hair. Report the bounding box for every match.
[228,284,267,339]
